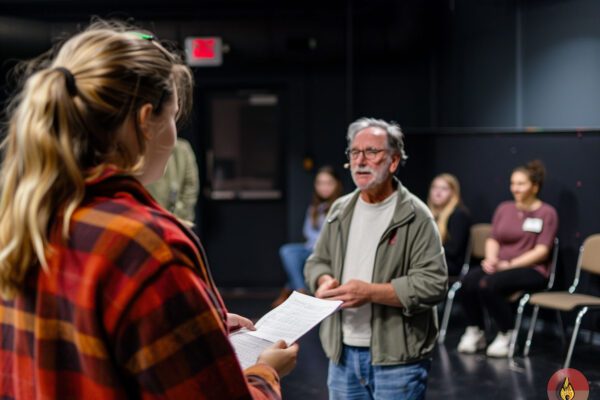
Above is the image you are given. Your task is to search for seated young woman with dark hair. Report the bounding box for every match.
[457,160,558,358]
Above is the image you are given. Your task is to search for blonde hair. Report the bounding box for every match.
[0,20,193,298]
[427,173,462,243]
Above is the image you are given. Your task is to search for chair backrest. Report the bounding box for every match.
[546,237,559,290]
[568,233,600,293]
[457,223,491,277]
[470,223,492,259]
[580,234,600,275]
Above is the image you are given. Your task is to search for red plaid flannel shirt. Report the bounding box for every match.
[0,169,280,399]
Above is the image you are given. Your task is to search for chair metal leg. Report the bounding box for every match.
[438,281,462,344]
[509,294,530,358]
[564,307,589,369]
[523,305,540,357]
[556,310,567,345]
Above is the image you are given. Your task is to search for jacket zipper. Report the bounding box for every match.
[368,206,415,359]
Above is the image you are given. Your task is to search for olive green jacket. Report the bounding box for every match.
[146,138,199,222]
[304,180,448,365]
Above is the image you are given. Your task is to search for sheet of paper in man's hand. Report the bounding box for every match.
[229,291,342,369]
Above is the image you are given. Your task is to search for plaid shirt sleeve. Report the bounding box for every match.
[114,262,281,399]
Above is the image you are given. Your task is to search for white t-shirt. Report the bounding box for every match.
[341,192,397,347]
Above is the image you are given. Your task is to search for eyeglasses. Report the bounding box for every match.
[345,148,387,161]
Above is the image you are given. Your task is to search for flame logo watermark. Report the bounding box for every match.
[560,377,575,400]
[547,368,589,400]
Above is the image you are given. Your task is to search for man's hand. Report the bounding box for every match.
[227,313,255,332]
[315,275,340,299]
[319,279,372,308]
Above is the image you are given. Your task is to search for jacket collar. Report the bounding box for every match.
[329,177,416,228]
[84,165,160,209]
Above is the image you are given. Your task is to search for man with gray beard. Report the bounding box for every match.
[305,117,448,400]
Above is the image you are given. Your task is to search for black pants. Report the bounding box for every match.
[460,266,547,333]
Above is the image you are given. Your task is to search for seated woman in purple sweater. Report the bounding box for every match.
[457,160,558,357]
[272,166,343,307]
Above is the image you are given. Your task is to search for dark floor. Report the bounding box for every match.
[223,290,600,400]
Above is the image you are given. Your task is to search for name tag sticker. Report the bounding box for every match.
[522,217,543,233]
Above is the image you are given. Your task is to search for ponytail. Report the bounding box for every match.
[0,68,85,298]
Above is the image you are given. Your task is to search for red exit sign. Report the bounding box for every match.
[185,37,223,66]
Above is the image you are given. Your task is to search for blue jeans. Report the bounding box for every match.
[328,346,431,400]
[279,243,311,290]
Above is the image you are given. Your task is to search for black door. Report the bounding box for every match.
[198,89,287,289]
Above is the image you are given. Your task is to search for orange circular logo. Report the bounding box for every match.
[547,368,589,400]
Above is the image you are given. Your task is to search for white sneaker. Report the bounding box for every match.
[486,330,513,358]
[457,326,486,353]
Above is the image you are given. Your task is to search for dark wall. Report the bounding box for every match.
[437,0,600,128]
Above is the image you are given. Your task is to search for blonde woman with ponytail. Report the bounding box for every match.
[0,20,296,399]
[427,173,471,276]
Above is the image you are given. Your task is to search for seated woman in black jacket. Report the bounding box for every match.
[427,173,471,276]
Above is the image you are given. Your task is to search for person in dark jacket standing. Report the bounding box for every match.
[305,117,447,400]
